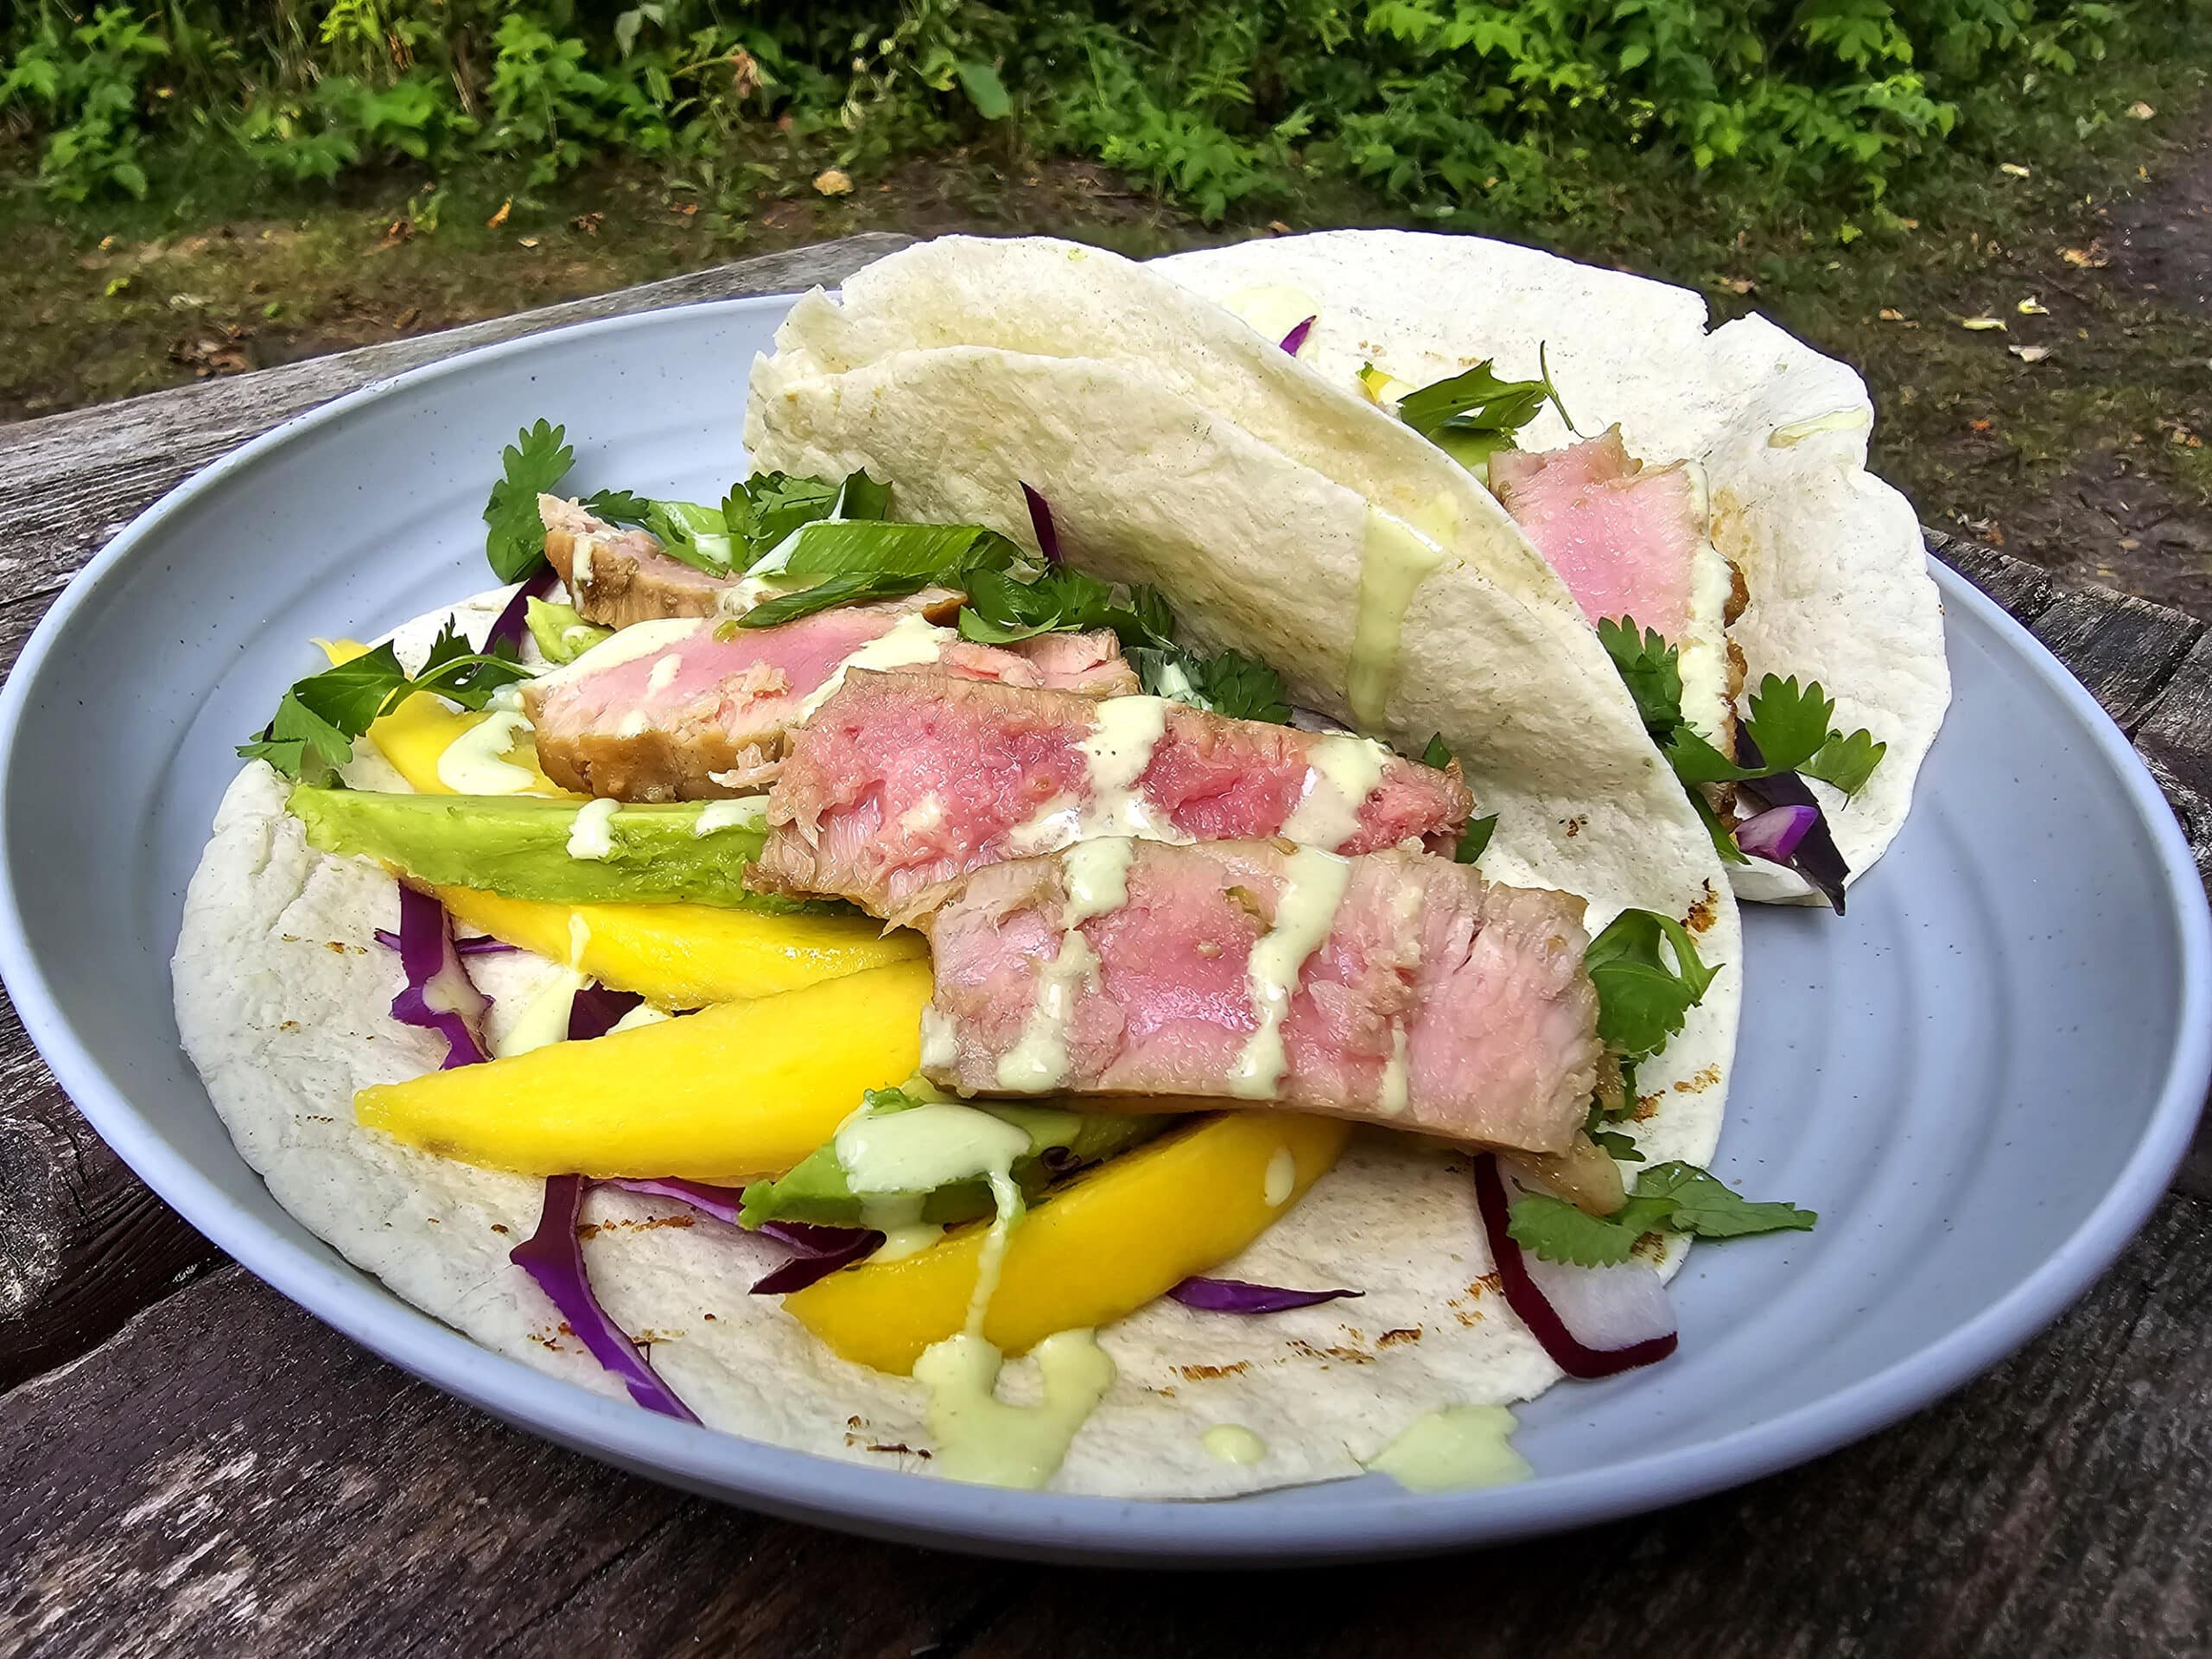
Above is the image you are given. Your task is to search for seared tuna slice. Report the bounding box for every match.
[525,613,1138,800]
[1490,428,1744,742]
[754,672,1474,919]
[539,495,747,630]
[919,838,1600,1153]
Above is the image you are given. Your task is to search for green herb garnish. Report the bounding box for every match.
[1506,1160,1815,1268]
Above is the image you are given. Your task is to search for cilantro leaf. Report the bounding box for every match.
[1507,1161,1813,1267]
[1505,1191,1676,1268]
[1597,618,1688,742]
[729,472,845,567]
[1421,733,1454,770]
[1631,1161,1818,1239]
[1186,649,1292,724]
[833,470,892,523]
[1584,907,1716,1059]
[1456,814,1498,863]
[585,487,652,525]
[957,564,1128,645]
[484,419,576,582]
[1395,345,1573,443]
[1739,674,1836,773]
[1804,726,1886,795]
[1588,1126,1643,1163]
[239,630,531,781]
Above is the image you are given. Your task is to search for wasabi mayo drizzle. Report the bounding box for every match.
[645,654,683,696]
[1281,734,1389,852]
[692,797,766,836]
[1367,1405,1530,1492]
[1675,463,1737,741]
[550,617,699,678]
[566,797,620,860]
[1350,511,1451,731]
[1006,694,1174,854]
[1202,1424,1268,1465]
[995,838,1135,1091]
[912,1330,1117,1490]
[436,710,537,795]
[798,612,950,718]
[1769,405,1871,447]
[495,915,594,1058]
[1230,847,1353,1098]
[1262,1146,1297,1207]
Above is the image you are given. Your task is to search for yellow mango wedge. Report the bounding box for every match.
[784,1111,1353,1375]
[317,640,920,1004]
[355,959,931,1179]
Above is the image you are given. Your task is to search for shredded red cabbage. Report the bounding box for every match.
[388,885,492,1067]
[1168,1275,1362,1314]
[374,927,518,958]
[568,984,645,1041]
[487,564,560,654]
[1734,803,1819,863]
[1280,315,1316,354]
[749,1221,884,1294]
[1734,732,1850,912]
[1020,481,1061,565]
[508,1174,701,1422]
[605,1175,747,1227]
[1473,1154,1677,1378]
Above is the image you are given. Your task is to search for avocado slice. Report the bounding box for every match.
[524,599,612,665]
[740,1088,1167,1230]
[288,785,832,912]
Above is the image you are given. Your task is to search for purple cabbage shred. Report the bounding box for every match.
[1279,315,1316,355]
[486,563,560,654]
[1168,1275,1363,1314]
[374,927,518,958]
[387,884,492,1067]
[568,984,645,1041]
[1020,481,1061,565]
[508,1174,701,1422]
[604,1176,748,1228]
[1733,803,1819,864]
[1734,732,1850,913]
[749,1222,885,1294]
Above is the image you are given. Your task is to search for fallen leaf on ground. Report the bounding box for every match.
[1970,419,1993,432]
[1961,316,2007,331]
[518,237,540,248]
[728,48,760,97]
[1897,217,1920,230]
[1268,220,1292,235]
[2061,245,2109,268]
[486,199,512,229]
[2126,101,2156,119]
[104,276,131,297]
[2017,296,2049,315]
[2009,345,2052,363]
[1722,276,1756,295]
[813,168,854,196]
[1999,162,2031,178]
[1878,307,1906,321]
[573,212,605,235]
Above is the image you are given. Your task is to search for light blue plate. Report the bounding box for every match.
[1,297,2206,1563]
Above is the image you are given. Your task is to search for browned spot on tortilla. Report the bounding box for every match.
[1673,1064,1723,1095]
[575,1223,601,1241]
[1631,1090,1663,1122]
[868,1444,931,1458]
[490,1224,510,1236]
[703,1312,718,1322]
[1377,1327,1422,1348]
[1179,1361,1250,1382]
[1290,1338,1375,1365]
[1631,1232,1669,1263]
[1473,1272,1503,1296]
[279,1020,302,1033]
[1687,880,1719,935]
[586,1214,697,1236]
[847,1415,865,1429]
[1562,815,1586,837]
[325,940,363,954]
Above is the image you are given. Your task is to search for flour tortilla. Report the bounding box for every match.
[766,232,1945,903]
[1155,230,1950,904]
[176,577,1726,1497]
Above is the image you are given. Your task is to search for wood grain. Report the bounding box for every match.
[0,258,2208,1656]
[2,1198,2203,1656]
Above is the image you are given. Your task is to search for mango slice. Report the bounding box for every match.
[318,640,918,1004]
[354,960,931,1179]
[783,1111,1353,1374]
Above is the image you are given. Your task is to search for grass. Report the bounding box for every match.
[2,29,2207,609]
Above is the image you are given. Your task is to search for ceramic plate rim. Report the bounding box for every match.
[1,295,2206,1564]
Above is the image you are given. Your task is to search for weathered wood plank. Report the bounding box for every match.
[2029,587,2205,733]
[1927,527,2056,620]
[0,234,911,610]
[2,1196,2203,1656]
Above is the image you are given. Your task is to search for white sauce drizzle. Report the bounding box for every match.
[1675,461,1737,743]
[543,618,701,683]
[645,654,682,695]
[693,798,765,836]
[435,710,537,795]
[1262,1146,1297,1208]
[918,1007,959,1071]
[1367,1405,1530,1492]
[1230,848,1353,1098]
[1378,1022,1411,1117]
[609,1002,671,1033]
[995,838,1135,1091]
[1351,511,1450,731]
[571,534,596,588]
[614,709,650,739]
[1769,405,1871,447]
[798,613,950,718]
[566,798,620,861]
[1202,1424,1268,1465]
[1280,734,1389,852]
[1075,696,1170,836]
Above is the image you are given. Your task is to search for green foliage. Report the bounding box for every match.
[0,0,2152,217]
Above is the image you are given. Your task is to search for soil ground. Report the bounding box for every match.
[3,91,2207,615]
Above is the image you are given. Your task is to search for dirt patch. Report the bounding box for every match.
[2109,114,2212,309]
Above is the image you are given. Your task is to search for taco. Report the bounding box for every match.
[173,233,1832,1499]
[759,232,1947,908]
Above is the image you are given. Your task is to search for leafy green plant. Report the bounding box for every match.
[0,4,169,200]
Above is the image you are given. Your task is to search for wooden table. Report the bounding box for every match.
[3,235,2208,1657]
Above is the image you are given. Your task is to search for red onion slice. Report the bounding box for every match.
[1169,1275,1362,1314]
[748,1221,885,1294]
[1473,1154,1678,1378]
[1735,803,1819,864]
[387,884,492,1068]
